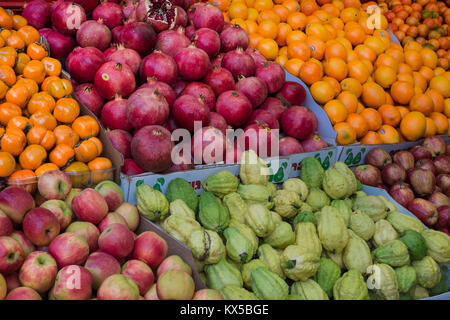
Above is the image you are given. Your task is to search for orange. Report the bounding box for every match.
[249,33,264,47]
[279,45,288,57]
[282,0,300,12]
[299,60,323,85]
[212,0,231,11]
[307,37,326,60]
[310,80,335,104]
[228,2,249,20]
[397,73,414,86]
[275,55,288,66]
[385,48,405,64]
[276,23,292,46]
[254,0,274,11]
[424,117,437,138]
[346,113,368,138]
[398,63,413,75]
[413,72,427,93]
[257,39,279,60]
[373,29,391,50]
[409,93,434,116]
[246,20,259,34]
[361,108,383,131]
[399,111,426,141]
[324,99,348,124]
[347,60,369,84]
[426,89,445,113]
[335,37,352,52]
[361,82,386,109]
[375,53,399,72]
[374,66,396,88]
[322,76,341,97]
[340,7,359,23]
[329,17,344,30]
[258,10,281,24]
[334,122,357,145]
[390,81,415,105]
[337,91,358,113]
[360,131,383,144]
[364,36,386,56]
[273,5,290,21]
[378,125,400,144]
[378,104,402,127]
[323,58,348,81]
[300,0,319,15]
[354,44,376,62]
[342,0,360,8]
[287,41,310,60]
[323,25,337,40]
[324,42,347,60]
[404,50,423,71]
[284,58,304,76]
[421,48,438,69]
[258,20,278,39]
[396,106,410,119]
[345,26,366,46]
[313,10,331,23]
[430,112,449,134]
[356,102,364,114]
[429,76,450,98]
[322,3,339,17]
[287,11,307,29]
[286,30,307,45]
[445,99,450,117]
[247,8,259,20]
[419,66,435,82]
[340,78,362,97]
[305,23,328,41]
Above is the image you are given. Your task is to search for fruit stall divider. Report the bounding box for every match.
[136,217,206,290]
[362,185,450,300]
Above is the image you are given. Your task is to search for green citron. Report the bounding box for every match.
[239,150,270,186]
[395,265,417,293]
[202,170,239,198]
[135,184,169,221]
[198,192,230,233]
[166,178,198,213]
[245,203,275,237]
[228,219,259,252]
[330,162,357,197]
[352,195,387,222]
[272,190,302,218]
[263,221,295,249]
[343,237,372,275]
[250,267,289,300]
[188,229,226,265]
[282,178,309,201]
[314,257,341,298]
[293,211,317,228]
[333,269,368,300]
[280,245,320,281]
[372,219,398,248]
[223,193,247,224]
[300,157,324,189]
[291,279,329,300]
[295,222,322,257]
[370,264,399,300]
[386,211,424,234]
[372,240,410,267]
[322,168,350,200]
[349,210,375,241]
[412,256,441,289]
[398,230,428,261]
[257,244,285,279]
[330,199,351,226]
[169,199,196,220]
[317,206,349,254]
[220,285,259,300]
[223,227,256,264]
[205,258,243,291]
[421,229,450,264]
[306,188,330,211]
[241,259,267,289]
[162,214,202,243]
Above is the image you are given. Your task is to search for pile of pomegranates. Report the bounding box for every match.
[354,136,450,234]
[27,0,328,175]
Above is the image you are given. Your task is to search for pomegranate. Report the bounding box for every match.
[136,0,179,32]
[246,47,267,65]
[241,123,276,157]
[204,67,235,96]
[75,84,104,118]
[221,48,256,79]
[67,47,105,83]
[276,81,306,106]
[220,24,249,52]
[155,27,190,57]
[104,46,118,58]
[191,3,224,32]
[140,51,178,84]
[94,62,136,99]
[216,91,252,127]
[172,95,210,132]
[106,129,132,158]
[22,0,51,29]
[434,155,450,174]
[39,28,52,38]
[171,78,188,97]
[51,2,86,35]
[106,45,142,75]
[410,145,432,160]
[163,162,194,174]
[192,28,221,59]
[235,76,268,108]
[122,159,145,175]
[163,117,179,132]
[45,31,76,59]
[186,1,206,19]
[76,20,112,51]
[301,133,328,152]
[423,135,446,157]
[73,0,99,12]
[101,96,133,131]
[181,82,216,111]
[281,106,318,140]
[120,21,156,56]
[208,112,228,135]
[131,125,174,172]
[139,78,176,108]
[92,1,124,29]
[255,61,285,94]
[185,25,196,39]
[192,127,226,164]
[260,97,288,121]
[127,88,170,129]
[122,0,138,19]
[175,46,211,81]
[211,53,223,67]
[50,0,65,12]
[111,26,124,44]
[278,137,304,156]
[247,110,279,130]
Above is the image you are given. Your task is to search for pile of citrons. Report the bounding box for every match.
[213,0,450,145]
[0,7,112,190]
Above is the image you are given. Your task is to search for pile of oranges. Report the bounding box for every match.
[0,8,112,191]
[214,0,450,145]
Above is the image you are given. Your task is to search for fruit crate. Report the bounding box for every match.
[362,185,450,300]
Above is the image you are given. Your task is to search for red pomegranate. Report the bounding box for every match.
[221,48,256,79]
[136,0,179,32]
[247,109,279,130]
[75,84,104,117]
[181,82,216,111]
[131,125,174,173]
[139,78,176,108]
[127,88,170,129]
[255,61,285,94]
[246,47,267,66]
[174,6,188,27]
[92,1,124,29]
[51,2,86,35]
[45,30,77,59]
[281,106,318,140]
[140,51,178,84]
[76,20,112,51]
[73,0,98,12]
[301,133,328,152]
[185,25,196,39]
[120,21,157,56]
[174,45,211,81]
[192,3,224,32]
[22,0,51,29]
[122,0,138,20]
[193,28,221,59]
[260,97,288,120]
[155,27,191,57]
[211,53,223,67]
[67,47,105,83]
[101,96,133,131]
[235,76,268,108]
[279,137,304,156]
[106,45,142,75]
[204,67,235,97]
[220,24,249,52]
[94,62,136,99]
[111,26,124,44]
[122,158,145,176]
[276,81,306,106]
[106,129,132,158]
[216,91,252,127]
[208,112,228,135]
[171,78,188,97]
[192,127,226,164]
[172,95,211,132]
[241,123,277,157]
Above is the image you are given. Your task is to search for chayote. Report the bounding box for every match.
[228,219,259,252]
[245,203,275,237]
[293,211,317,227]
[202,170,239,198]
[429,275,449,297]
[205,258,243,291]
[162,214,202,244]
[272,190,302,218]
[241,259,267,290]
[352,195,387,222]
[330,199,351,226]
[220,285,259,300]
[280,245,320,281]
[270,211,283,226]
[314,257,341,298]
[350,210,375,241]
[377,195,397,214]
[409,285,429,300]
[283,178,309,201]
[239,150,270,186]
[237,184,272,205]
[331,162,358,197]
[368,264,399,300]
[264,221,295,249]
[324,250,345,269]
[257,244,285,279]
[135,184,169,221]
[395,265,417,293]
[188,229,226,265]
[421,229,450,264]
[223,193,247,224]
[317,206,349,254]
[343,237,372,275]
[372,240,410,267]
[372,219,398,248]
[399,230,428,261]
[306,188,331,211]
[223,227,256,264]
[250,267,289,300]
[322,167,350,200]
[169,199,196,220]
[333,269,368,300]
[386,211,424,234]
[295,222,322,257]
[412,256,441,289]
[266,183,277,196]
[291,279,329,300]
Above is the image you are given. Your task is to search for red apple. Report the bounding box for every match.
[433,155,450,175]
[51,265,92,300]
[157,270,195,300]
[48,233,90,268]
[72,188,109,224]
[439,228,450,236]
[447,143,450,155]
[415,158,436,175]
[65,221,100,252]
[97,274,139,300]
[121,259,154,295]
[98,223,135,259]
[40,200,73,230]
[9,231,34,258]
[94,181,124,211]
[410,145,432,161]
[354,164,382,186]
[6,287,42,300]
[65,188,82,211]
[144,283,159,300]
[132,231,167,269]
[410,169,435,197]
[382,163,406,186]
[5,272,20,292]
[376,183,389,192]
[437,206,450,229]
[423,135,446,157]
[0,210,13,236]
[436,174,450,193]
[389,182,415,208]
[0,237,24,274]
[0,187,35,224]
[393,150,415,171]
[365,147,392,169]
[192,289,223,300]
[98,212,128,233]
[408,198,438,227]
[23,208,60,246]
[37,170,72,200]
[428,192,450,209]
[156,255,192,278]
[18,251,57,293]
[114,202,140,231]
[84,252,121,290]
